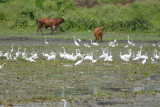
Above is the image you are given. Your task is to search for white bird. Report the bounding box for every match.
[84,43,90,48]
[124,44,128,48]
[151,57,156,63]
[158,41,160,47]
[77,39,81,42]
[13,56,17,60]
[84,53,93,61]
[31,51,38,59]
[24,56,36,62]
[153,49,159,60]
[141,58,147,65]
[152,44,155,47]
[11,43,14,53]
[0,63,5,69]
[61,99,67,107]
[45,36,49,45]
[47,53,56,60]
[128,36,135,46]
[120,52,130,62]
[16,47,21,58]
[108,39,117,47]
[74,36,80,46]
[22,48,26,58]
[3,52,9,58]
[89,39,99,46]
[42,53,49,58]
[74,55,84,66]
[92,58,98,63]
[0,51,3,57]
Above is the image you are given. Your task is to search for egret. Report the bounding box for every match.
[74,36,80,46]
[124,44,128,48]
[11,43,14,53]
[61,99,67,107]
[158,41,160,47]
[16,47,21,58]
[31,51,38,59]
[84,43,90,48]
[47,54,56,60]
[0,63,5,69]
[42,53,49,57]
[3,52,9,58]
[141,58,147,65]
[84,53,93,61]
[77,38,81,42]
[128,36,135,46]
[120,52,130,62]
[22,48,26,58]
[45,36,49,45]
[151,57,156,63]
[24,55,36,62]
[74,55,84,66]
[92,58,98,63]
[0,51,3,57]
[89,39,99,46]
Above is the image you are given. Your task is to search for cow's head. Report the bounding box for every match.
[59,17,65,23]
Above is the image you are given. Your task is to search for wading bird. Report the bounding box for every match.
[89,39,99,46]
[74,36,80,46]
[61,99,67,107]
[45,36,49,45]
[0,63,5,69]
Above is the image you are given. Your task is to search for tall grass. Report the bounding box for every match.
[0,0,160,33]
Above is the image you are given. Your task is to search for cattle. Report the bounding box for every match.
[94,27,103,42]
[37,17,64,35]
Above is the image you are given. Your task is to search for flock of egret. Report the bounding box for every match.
[0,36,160,69]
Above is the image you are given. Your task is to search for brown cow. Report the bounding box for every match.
[37,17,64,35]
[94,27,103,42]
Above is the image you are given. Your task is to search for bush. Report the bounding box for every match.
[15,15,29,27]
[0,0,10,3]
[0,11,6,20]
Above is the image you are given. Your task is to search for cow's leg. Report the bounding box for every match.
[100,35,102,42]
[40,27,43,35]
[51,26,55,35]
[37,24,40,35]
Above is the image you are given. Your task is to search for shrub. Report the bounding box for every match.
[0,0,10,3]
[0,11,6,20]
[15,15,29,27]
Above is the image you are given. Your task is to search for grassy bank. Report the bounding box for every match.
[0,0,160,33]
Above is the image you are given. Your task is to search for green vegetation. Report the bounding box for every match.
[0,0,160,33]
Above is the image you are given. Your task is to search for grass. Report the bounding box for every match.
[0,31,160,106]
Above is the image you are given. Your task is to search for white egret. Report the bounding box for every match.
[89,39,99,46]
[74,36,80,46]
[77,38,81,42]
[124,44,128,48]
[11,43,14,53]
[16,47,21,58]
[61,99,67,107]
[47,53,56,60]
[0,51,3,57]
[45,36,49,45]
[84,43,90,48]
[74,55,84,66]
[141,58,147,65]
[0,63,5,69]
[128,36,135,46]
